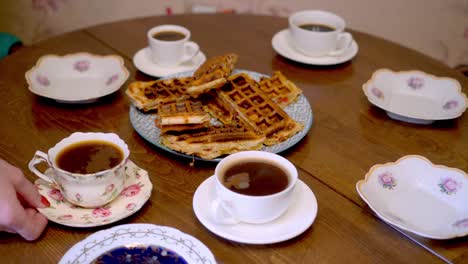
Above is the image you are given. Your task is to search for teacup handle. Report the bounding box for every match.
[180,41,200,64]
[328,32,352,57]
[210,199,241,225]
[28,151,54,183]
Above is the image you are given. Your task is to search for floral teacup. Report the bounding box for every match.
[28,132,129,208]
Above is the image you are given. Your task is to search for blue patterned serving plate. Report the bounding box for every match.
[59,224,216,264]
[129,69,313,162]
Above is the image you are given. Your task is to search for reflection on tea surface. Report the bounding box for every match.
[222,160,289,196]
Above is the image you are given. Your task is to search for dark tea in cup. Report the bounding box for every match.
[221,159,290,196]
[56,140,124,174]
[152,31,186,41]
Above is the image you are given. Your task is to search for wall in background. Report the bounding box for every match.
[1,0,467,68]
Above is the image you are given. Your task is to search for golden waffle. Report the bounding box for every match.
[161,118,265,159]
[218,73,304,145]
[258,71,303,108]
[155,99,210,133]
[199,92,237,125]
[186,53,238,97]
[126,77,194,111]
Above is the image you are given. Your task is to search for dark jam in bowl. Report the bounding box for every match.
[92,245,188,264]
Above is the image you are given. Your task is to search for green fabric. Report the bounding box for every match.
[0,32,21,59]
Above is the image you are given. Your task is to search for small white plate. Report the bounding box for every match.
[357,155,468,239]
[193,176,318,244]
[25,53,129,103]
[272,29,358,65]
[36,161,152,228]
[363,69,468,124]
[133,47,206,77]
[59,223,216,264]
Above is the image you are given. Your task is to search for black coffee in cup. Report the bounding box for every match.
[298,23,335,32]
[152,31,186,41]
[221,160,289,196]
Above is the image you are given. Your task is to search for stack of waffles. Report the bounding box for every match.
[126,53,304,159]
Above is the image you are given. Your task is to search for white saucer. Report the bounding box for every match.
[36,161,152,228]
[192,176,318,244]
[133,47,206,77]
[272,29,359,65]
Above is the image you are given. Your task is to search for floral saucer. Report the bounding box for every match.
[272,29,358,65]
[133,47,206,77]
[25,53,129,103]
[59,223,216,264]
[363,69,468,124]
[36,161,152,228]
[193,176,318,244]
[357,155,468,239]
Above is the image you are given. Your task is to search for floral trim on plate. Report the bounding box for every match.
[438,177,461,195]
[36,160,152,228]
[25,52,129,103]
[362,69,468,122]
[356,155,468,239]
[59,224,216,264]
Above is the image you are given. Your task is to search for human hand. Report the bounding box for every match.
[0,159,48,241]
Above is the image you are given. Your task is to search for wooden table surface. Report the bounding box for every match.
[0,14,467,264]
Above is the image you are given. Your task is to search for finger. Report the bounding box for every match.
[15,208,48,241]
[0,225,16,233]
[8,166,44,208]
[0,193,46,240]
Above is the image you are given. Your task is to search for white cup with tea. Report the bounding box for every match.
[211,151,298,225]
[147,24,199,67]
[289,10,353,57]
[28,132,129,208]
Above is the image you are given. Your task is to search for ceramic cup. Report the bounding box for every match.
[28,132,129,208]
[211,151,298,224]
[147,24,200,67]
[289,10,353,57]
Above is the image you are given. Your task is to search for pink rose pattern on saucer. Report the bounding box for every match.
[378,172,396,190]
[453,218,468,228]
[407,77,424,89]
[443,100,459,110]
[73,60,90,72]
[438,177,461,195]
[106,74,119,86]
[36,75,50,86]
[371,87,384,99]
[36,160,152,227]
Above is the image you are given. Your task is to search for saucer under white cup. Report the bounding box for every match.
[36,160,152,228]
[192,176,318,244]
[133,47,206,77]
[272,29,358,65]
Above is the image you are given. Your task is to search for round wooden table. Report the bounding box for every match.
[0,14,467,263]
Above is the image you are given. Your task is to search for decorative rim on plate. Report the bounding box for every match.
[362,69,468,122]
[25,52,129,103]
[193,176,318,244]
[59,223,216,264]
[36,160,152,228]
[129,69,313,162]
[356,155,468,239]
[271,29,359,65]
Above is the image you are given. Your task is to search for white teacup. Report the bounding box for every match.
[289,10,353,57]
[147,24,199,67]
[28,132,129,208]
[211,151,298,224]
